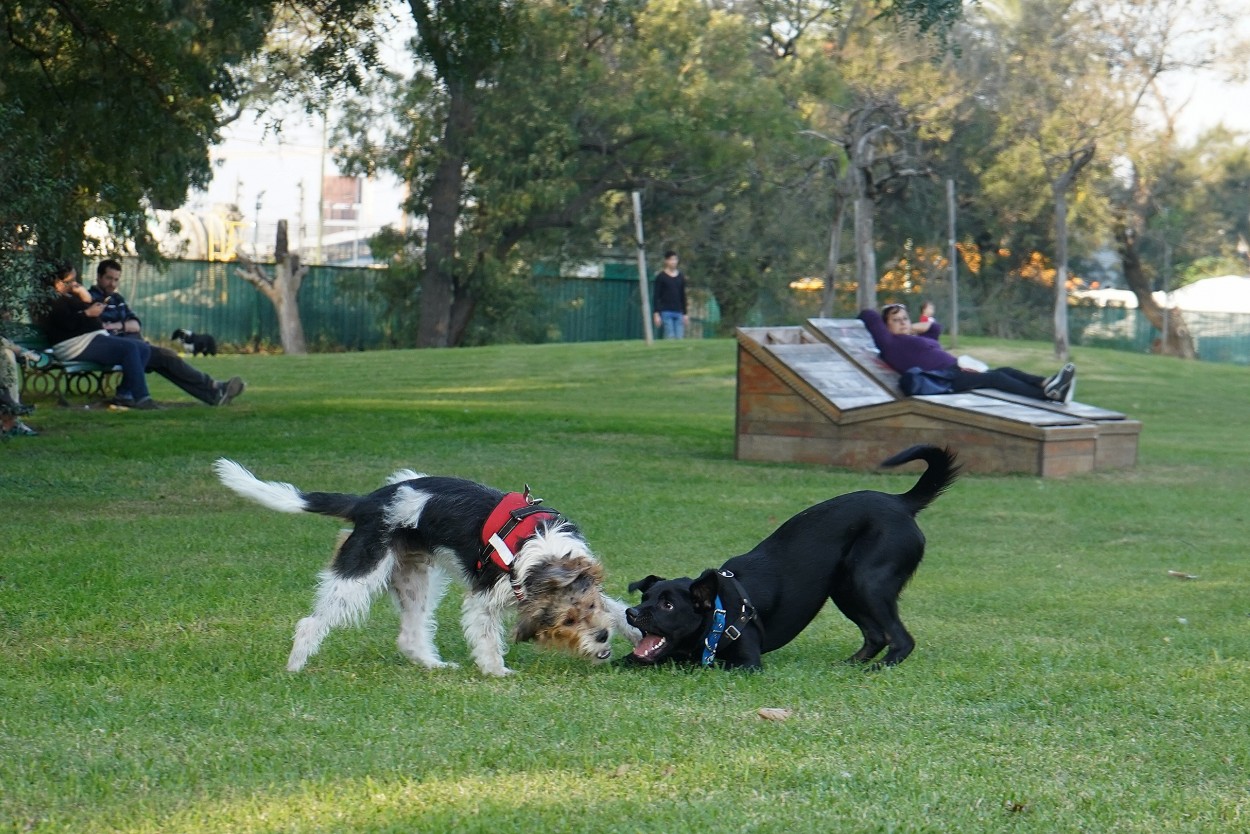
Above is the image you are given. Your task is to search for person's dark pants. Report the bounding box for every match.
[950,366,1048,400]
[144,344,219,404]
[77,335,151,401]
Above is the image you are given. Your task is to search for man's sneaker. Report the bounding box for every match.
[110,394,135,409]
[1044,363,1075,400]
[133,397,164,410]
[216,376,246,406]
[4,421,38,437]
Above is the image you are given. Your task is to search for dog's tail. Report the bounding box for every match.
[214,458,362,520]
[879,445,960,515]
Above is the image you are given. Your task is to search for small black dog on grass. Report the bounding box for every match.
[626,444,959,670]
[171,328,217,356]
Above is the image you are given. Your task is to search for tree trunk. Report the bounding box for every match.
[1052,179,1071,361]
[820,197,847,318]
[850,127,885,313]
[1050,144,1096,361]
[236,220,308,355]
[274,263,308,355]
[448,292,476,347]
[853,188,876,311]
[1115,224,1197,358]
[418,82,473,348]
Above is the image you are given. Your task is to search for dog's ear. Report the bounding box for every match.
[514,617,539,643]
[689,569,721,612]
[525,555,604,596]
[627,575,666,595]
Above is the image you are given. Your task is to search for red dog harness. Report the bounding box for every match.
[477,486,563,599]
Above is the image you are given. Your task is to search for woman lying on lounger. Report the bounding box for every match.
[859,303,1076,403]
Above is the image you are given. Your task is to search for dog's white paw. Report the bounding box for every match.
[479,665,515,677]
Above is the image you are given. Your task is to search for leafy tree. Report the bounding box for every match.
[1097,0,1246,356]
[338,0,965,346]
[960,0,1131,359]
[806,14,960,312]
[340,0,799,345]
[955,0,1244,358]
[0,0,381,314]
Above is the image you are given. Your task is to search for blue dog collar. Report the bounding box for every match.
[701,596,728,667]
[700,569,756,667]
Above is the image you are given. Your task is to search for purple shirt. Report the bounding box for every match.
[859,309,957,372]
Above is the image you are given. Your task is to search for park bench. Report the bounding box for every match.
[735,318,1141,477]
[3,324,122,406]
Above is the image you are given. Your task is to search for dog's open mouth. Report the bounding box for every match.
[631,633,668,662]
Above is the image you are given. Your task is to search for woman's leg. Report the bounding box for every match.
[950,366,1047,400]
[78,336,151,400]
[997,367,1047,388]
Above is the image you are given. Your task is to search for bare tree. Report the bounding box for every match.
[1049,144,1096,359]
[237,220,309,354]
[808,17,958,312]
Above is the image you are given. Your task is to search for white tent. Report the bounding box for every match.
[1164,275,1250,314]
[1073,276,1250,313]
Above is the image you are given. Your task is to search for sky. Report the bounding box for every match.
[185,112,408,251]
[182,6,414,258]
[1151,49,1250,143]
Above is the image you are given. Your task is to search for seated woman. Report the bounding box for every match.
[31,263,161,409]
[1,336,39,437]
[859,303,1076,403]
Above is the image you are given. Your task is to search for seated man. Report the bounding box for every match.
[89,259,245,406]
[33,263,159,409]
[860,303,1076,403]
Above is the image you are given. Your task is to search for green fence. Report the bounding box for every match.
[1068,304,1250,365]
[85,261,1250,363]
[110,259,718,350]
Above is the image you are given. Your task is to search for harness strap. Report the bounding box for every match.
[701,599,729,666]
[477,487,564,601]
[700,569,756,667]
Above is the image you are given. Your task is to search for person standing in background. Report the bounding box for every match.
[652,251,689,339]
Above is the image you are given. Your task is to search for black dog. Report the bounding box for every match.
[626,445,959,670]
[171,328,217,356]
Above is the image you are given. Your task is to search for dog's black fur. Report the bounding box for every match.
[171,328,217,356]
[626,445,959,670]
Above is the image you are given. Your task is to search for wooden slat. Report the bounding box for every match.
[805,317,903,395]
[764,343,895,410]
[913,393,1087,427]
[971,388,1128,420]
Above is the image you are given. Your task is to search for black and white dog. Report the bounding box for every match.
[214,460,639,676]
[172,328,217,356]
[626,445,959,671]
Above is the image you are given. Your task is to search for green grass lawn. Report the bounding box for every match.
[2,337,1247,833]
